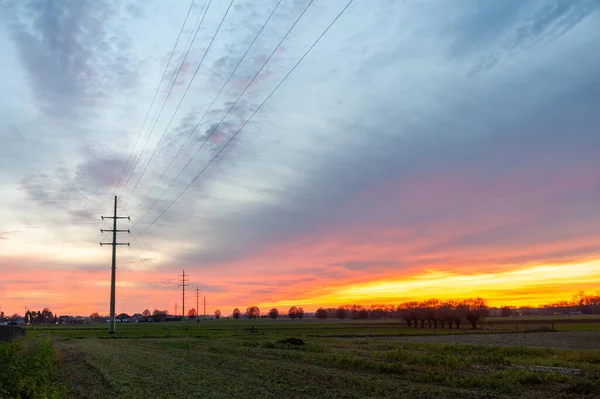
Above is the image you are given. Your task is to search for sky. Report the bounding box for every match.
[1,0,599,317]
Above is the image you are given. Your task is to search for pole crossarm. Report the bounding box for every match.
[179,270,189,318]
[99,196,130,334]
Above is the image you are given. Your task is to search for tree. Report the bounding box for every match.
[90,312,102,322]
[463,298,489,329]
[297,307,304,319]
[41,308,53,323]
[142,309,151,318]
[214,310,222,320]
[188,308,197,320]
[268,308,279,319]
[315,307,327,320]
[335,308,347,319]
[152,309,168,322]
[232,308,241,320]
[288,306,298,320]
[246,306,260,319]
[358,309,369,320]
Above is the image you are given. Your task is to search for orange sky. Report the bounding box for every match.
[2,170,600,316]
[1,244,599,316]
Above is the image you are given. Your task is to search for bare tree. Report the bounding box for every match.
[214,309,222,320]
[188,308,197,320]
[463,298,489,329]
[232,308,241,320]
[335,308,347,319]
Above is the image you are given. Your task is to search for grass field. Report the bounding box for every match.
[4,318,600,398]
[24,315,600,339]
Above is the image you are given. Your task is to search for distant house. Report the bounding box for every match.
[58,315,71,324]
[116,313,131,323]
[131,313,144,322]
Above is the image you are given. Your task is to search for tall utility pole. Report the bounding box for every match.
[195,287,200,318]
[178,270,189,318]
[100,196,130,334]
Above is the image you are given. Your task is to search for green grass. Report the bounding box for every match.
[56,333,600,398]
[26,316,600,340]
[14,319,600,398]
[0,338,69,399]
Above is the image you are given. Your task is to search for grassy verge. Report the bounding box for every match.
[0,338,69,399]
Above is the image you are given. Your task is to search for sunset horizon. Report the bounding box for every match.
[1,1,599,320]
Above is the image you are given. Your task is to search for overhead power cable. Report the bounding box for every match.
[121,0,234,213]
[132,0,314,230]
[133,0,284,214]
[137,0,355,235]
[117,0,212,209]
[110,0,196,203]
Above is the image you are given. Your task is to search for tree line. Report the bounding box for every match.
[3,291,597,325]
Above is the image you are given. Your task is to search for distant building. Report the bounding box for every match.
[131,313,144,322]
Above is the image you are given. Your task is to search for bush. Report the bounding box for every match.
[0,338,69,398]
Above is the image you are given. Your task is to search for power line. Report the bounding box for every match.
[120,0,228,213]
[138,0,354,235]
[110,1,197,204]
[151,0,209,131]
[117,1,212,212]
[133,0,284,215]
[117,0,209,210]
[133,0,315,232]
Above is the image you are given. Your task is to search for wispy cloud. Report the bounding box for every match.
[2,0,140,118]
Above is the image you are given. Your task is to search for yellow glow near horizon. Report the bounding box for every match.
[261,259,600,310]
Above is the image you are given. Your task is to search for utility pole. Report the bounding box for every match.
[203,296,206,320]
[100,196,130,334]
[197,287,201,318]
[178,270,189,319]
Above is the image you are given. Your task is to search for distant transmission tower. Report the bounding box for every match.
[195,286,200,318]
[100,196,130,334]
[179,270,189,318]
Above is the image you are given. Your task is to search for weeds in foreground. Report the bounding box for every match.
[0,338,69,399]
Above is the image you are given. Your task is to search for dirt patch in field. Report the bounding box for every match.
[377,331,600,350]
[57,342,118,398]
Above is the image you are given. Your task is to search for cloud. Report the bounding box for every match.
[2,0,139,118]
[1,1,600,315]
